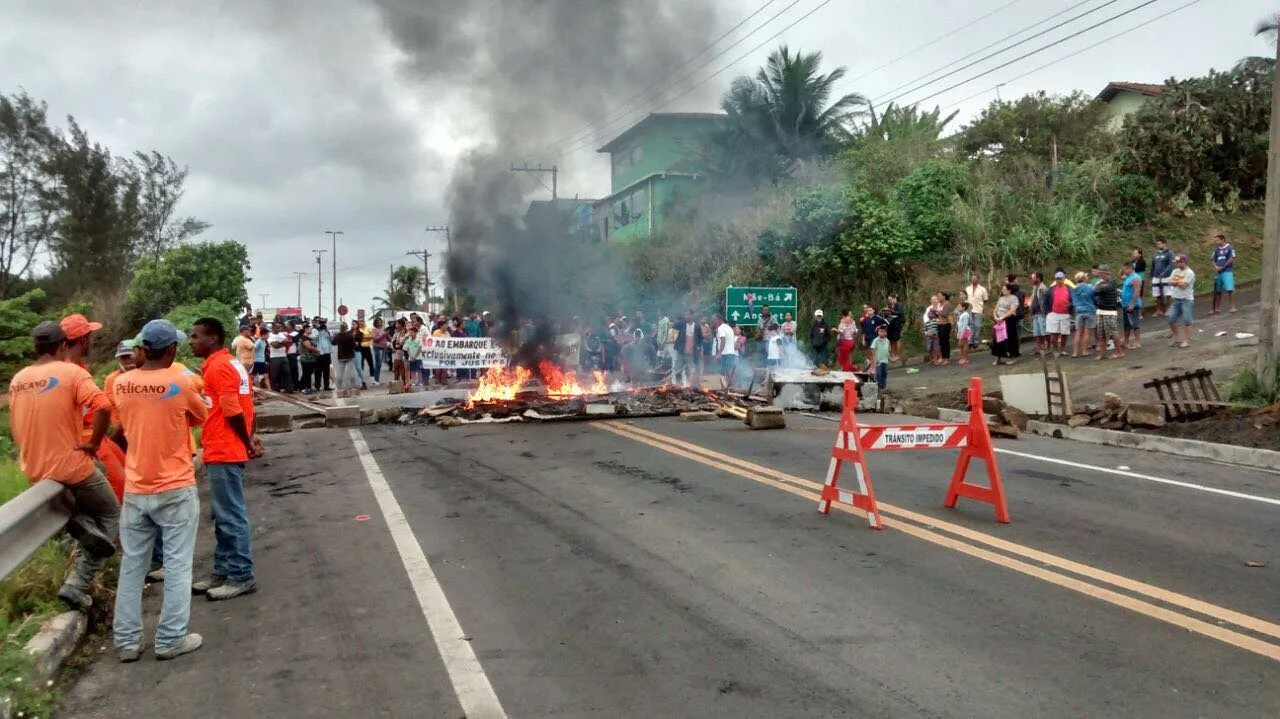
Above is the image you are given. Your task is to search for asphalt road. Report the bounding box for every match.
[59,410,1280,718]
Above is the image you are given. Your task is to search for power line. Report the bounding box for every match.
[942,0,1206,110]
[535,0,784,158]
[556,0,837,159]
[868,0,1123,108]
[889,0,1170,109]
[842,0,1030,87]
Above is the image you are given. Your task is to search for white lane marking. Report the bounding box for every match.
[992,447,1280,507]
[349,429,507,718]
[799,413,1280,506]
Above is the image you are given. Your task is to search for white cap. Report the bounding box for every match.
[814,309,824,317]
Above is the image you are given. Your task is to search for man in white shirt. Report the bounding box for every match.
[266,322,292,392]
[713,313,737,384]
[1167,255,1196,348]
[964,272,988,348]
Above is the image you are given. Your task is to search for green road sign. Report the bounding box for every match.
[724,286,798,325]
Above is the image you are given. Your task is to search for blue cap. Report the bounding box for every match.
[138,319,186,350]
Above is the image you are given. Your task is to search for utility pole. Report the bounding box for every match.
[407,249,432,313]
[311,249,327,318]
[425,225,456,313]
[292,272,306,310]
[257,293,270,310]
[324,230,343,318]
[509,162,558,200]
[1259,17,1280,397]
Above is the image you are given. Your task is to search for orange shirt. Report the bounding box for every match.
[104,368,124,427]
[111,365,208,494]
[199,348,255,464]
[9,361,112,485]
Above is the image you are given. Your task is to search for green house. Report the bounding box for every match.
[1097,81,1164,132]
[593,112,724,242]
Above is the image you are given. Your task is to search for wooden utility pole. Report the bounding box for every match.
[292,272,306,310]
[407,249,432,313]
[509,163,558,200]
[425,225,456,313]
[1259,19,1280,396]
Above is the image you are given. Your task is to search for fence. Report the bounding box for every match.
[0,480,71,581]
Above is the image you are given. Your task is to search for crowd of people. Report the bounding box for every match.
[231,309,497,394]
[9,313,263,662]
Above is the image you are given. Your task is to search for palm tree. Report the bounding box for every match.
[1253,14,1280,397]
[700,46,867,184]
[372,265,424,312]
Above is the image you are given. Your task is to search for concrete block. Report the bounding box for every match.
[1125,402,1165,428]
[324,405,362,428]
[387,382,405,395]
[255,413,292,434]
[988,423,1019,439]
[1000,406,1030,431]
[745,405,786,430]
[360,410,380,425]
[296,418,326,430]
[679,410,717,422]
[24,611,86,680]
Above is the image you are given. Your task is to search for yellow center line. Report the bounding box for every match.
[591,421,1280,663]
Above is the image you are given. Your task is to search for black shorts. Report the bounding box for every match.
[887,322,903,342]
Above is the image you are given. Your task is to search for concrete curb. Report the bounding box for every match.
[935,407,1280,471]
[1,611,87,719]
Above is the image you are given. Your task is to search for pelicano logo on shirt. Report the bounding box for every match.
[10,376,60,395]
[116,381,182,399]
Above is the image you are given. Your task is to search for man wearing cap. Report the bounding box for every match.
[61,314,132,506]
[1168,254,1197,348]
[188,316,263,601]
[9,322,118,610]
[111,319,208,661]
[99,340,139,501]
[808,309,830,366]
[1045,272,1074,353]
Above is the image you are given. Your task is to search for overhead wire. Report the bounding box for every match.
[942,0,1207,110]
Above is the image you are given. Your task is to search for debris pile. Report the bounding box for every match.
[1065,392,1166,430]
[417,386,770,427]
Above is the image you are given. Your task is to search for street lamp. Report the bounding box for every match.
[324,230,343,317]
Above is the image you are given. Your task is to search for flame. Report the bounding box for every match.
[539,361,610,397]
[466,365,533,407]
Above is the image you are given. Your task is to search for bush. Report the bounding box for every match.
[892,160,969,256]
[1102,173,1159,228]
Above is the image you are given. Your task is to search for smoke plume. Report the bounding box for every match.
[365,0,722,356]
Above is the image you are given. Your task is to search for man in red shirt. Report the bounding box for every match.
[8,321,118,610]
[1045,272,1075,354]
[189,317,264,601]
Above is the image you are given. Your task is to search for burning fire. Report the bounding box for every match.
[539,361,609,397]
[466,365,533,406]
[465,362,609,407]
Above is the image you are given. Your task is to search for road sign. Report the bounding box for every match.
[724,286,798,325]
[338,304,348,317]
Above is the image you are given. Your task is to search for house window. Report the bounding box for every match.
[630,144,643,166]
[612,152,626,178]
[612,187,646,228]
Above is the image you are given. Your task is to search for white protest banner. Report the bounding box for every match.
[420,336,509,369]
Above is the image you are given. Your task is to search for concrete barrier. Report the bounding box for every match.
[324,406,362,428]
[255,413,292,433]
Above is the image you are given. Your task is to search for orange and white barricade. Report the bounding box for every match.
[818,377,1009,529]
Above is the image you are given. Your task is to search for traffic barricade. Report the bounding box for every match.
[818,377,1009,529]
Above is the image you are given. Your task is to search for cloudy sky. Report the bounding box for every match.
[1,0,1272,319]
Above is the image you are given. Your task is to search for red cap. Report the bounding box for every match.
[59,313,103,340]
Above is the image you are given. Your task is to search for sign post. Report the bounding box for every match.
[724,286,798,325]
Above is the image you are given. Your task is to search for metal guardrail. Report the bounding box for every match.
[0,480,71,581]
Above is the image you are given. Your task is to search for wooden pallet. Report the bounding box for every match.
[1039,352,1072,419]
[1142,369,1221,421]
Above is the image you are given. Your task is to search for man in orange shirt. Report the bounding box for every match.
[61,314,130,506]
[111,319,208,662]
[188,317,263,601]
[8,322,118,610]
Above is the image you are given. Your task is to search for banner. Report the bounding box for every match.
[420,336,509,369]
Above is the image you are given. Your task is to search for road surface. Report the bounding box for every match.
[60,410,1280,717]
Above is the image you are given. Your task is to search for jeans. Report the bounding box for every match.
[359,346,374,379]
[287,354,300,388]
[970,313,983,346]
[335,358,360,389]
[315,354,332,390]
[207,463,253,582]
[114,486,199,651]
[62,470,120,591]
[372,346,386,382]
[875,362,888,390]
[353,352,366,384]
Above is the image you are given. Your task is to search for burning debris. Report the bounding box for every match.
[420,363,768,426]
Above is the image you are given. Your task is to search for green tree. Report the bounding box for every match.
[125,240,250,325]
[46,119,141,295]
[958,91,1114,165]
[164,298,239,370]
[1119,60,1273,204]
[0,289,47,380]
[701,46,867,183]
[0,91,59,298]
[892,160,970,255]
[373,265,424,311]
[844,103,958,195]
[130,150,210,263]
